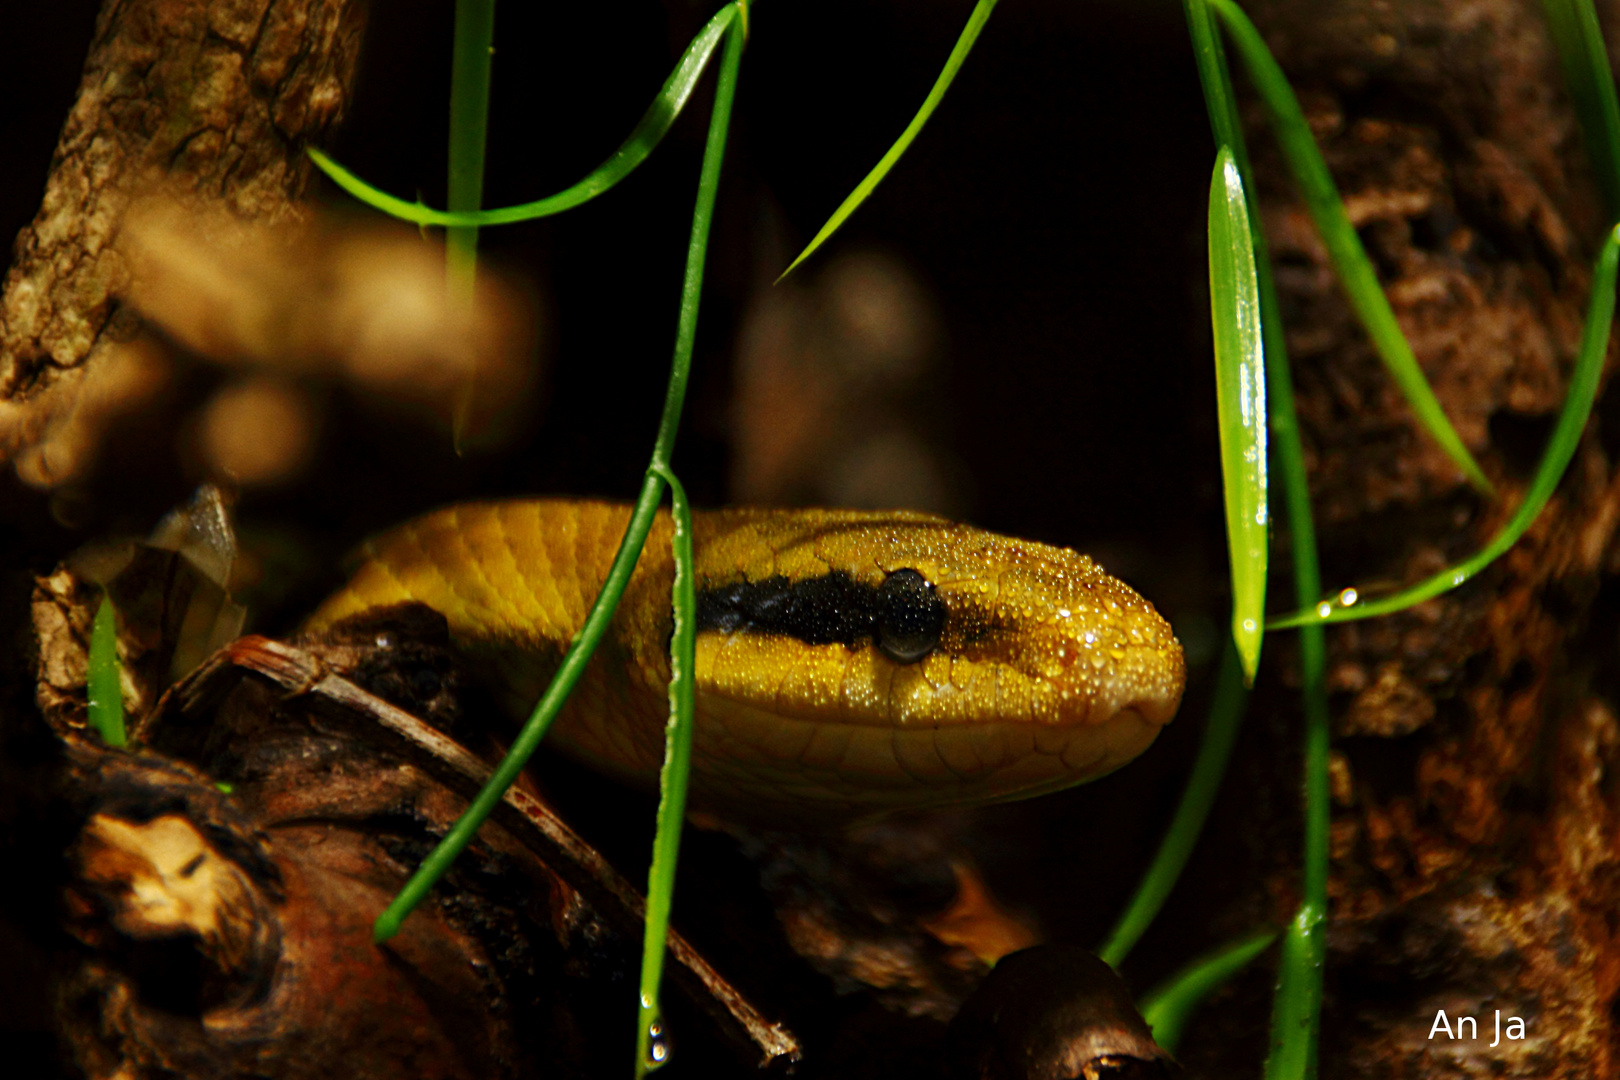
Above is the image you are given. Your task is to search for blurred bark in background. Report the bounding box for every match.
[0,0,368,488]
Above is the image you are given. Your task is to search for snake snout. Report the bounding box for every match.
[1085,637,1186,731]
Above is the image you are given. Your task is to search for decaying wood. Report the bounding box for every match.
[50,620,804,1077]
[142,632,802,1068]
[0,0,367,486]
[59,738,539,1079]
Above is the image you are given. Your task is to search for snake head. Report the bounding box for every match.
[684,510,1187,824]
[306,501,1186,827]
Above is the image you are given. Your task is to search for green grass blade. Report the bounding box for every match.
[1186,5,1331,1075]
[776,0,1000,281]
[1541,0,1620,219]
[373,473,667,944]
[447,0,496,290]
[1266,902,1326,1079]
[1098,639,1250,965]
[632,18,745,1075]
[373,6,745,948]
[1139,928,1277,1053]
[1208,146,1269,681]
[1271,223,1620,630]
[1208,0,1493,496]
[635,469,696,1077]
[1186,0,1245,170]
[310,3,737,228]
[87,595,126,748]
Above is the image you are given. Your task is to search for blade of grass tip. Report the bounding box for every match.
[631,13,746,1075]
[1097,638,1249,965]
[446,0,498,448]
[87,594,127,748]
[307,4,737,229]
[635,468,696,1077]
[1187,1,1309,639]
[1185,3,1314,636]
[775,0,1000,282]
[1209,146,1269,681]
[1187,4,1332,1073]
[1207,0,1494,496]
[1138,928,1277,1054]
[1541,0,1620,219]
[1270,223,1620,630]
[1187,6,1331,1072]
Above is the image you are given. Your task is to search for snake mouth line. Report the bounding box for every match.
[555,692,1168,824]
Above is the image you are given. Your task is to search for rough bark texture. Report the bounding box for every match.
[0,0,367,486]
[1208,0,1620,1077]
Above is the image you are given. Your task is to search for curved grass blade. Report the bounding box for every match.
[310,2,738,229]
[1208,146,1268,681]
[1185,6,1331,1076]
[371,489,666,945]
[1270,223,1620,630]
[776,0,1000,281]
[1098,639,1249,965]
[1542,0,1620,219]
[1207,0,1493,496]
[87,594,127,748]
[1139,928,1276,1053]
[373,6,746,947]
[633,18,746,1075]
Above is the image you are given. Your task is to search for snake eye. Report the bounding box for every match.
[875,568,946,664]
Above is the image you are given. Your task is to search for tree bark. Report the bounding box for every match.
[0,0,367,487]
[1201,1,1620,1076]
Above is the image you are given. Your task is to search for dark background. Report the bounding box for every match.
[0,0,1247,1073]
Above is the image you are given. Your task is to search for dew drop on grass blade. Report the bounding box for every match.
[1268,223,1620,629]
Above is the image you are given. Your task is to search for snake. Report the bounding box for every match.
[306,501,1186,826]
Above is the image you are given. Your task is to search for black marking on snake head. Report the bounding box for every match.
[695,569,947,664]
